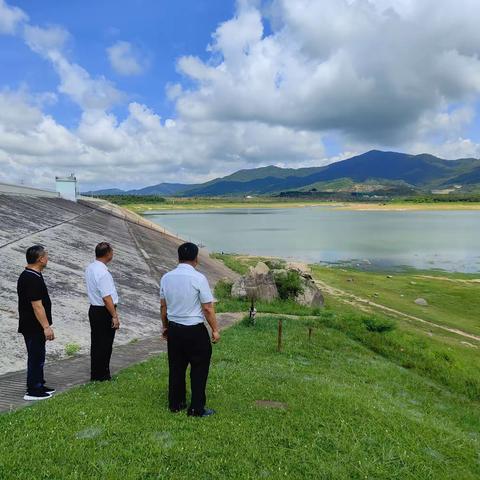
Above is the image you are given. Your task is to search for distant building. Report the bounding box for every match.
[55,174,78,202]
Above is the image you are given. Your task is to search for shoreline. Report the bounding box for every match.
[229,254,480,278]
[128,201,480,213]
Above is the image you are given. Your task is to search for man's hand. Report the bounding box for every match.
[44,326,55,341]
[212,330,220,343]
[162,327,168,340]
[111,315,120,329]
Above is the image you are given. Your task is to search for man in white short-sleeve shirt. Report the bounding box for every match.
[85,242,119,381]
[160,242,220,417]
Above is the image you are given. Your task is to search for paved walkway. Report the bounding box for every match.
[0,312,243,413]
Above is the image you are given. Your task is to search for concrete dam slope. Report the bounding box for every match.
[0,194,237,375]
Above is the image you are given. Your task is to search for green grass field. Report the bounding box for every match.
[1,315,480,479]
[311,265,480,336]
[211,254,480,399]
[2,254,480,479]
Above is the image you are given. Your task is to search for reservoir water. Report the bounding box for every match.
[144,207,480,273]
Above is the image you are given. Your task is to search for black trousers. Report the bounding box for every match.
[167,322,212,414]
[89,306,116,381]
[22,332,46,393]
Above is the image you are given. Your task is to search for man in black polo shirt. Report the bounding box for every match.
[17,245,56,401]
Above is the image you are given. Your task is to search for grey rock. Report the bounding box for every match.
[231,262,278,301]
[251,262,270,275]
[414,298,428,306]
[295,279,324,308]
[231,276,248,298]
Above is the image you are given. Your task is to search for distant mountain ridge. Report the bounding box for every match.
[83,182,194,196]
[83,150,480,197]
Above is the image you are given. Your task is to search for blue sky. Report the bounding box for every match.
[1,0,480,190]
[1,0,235,126]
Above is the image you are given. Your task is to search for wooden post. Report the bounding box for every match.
[308,327,313,341]
[277,319,283,352]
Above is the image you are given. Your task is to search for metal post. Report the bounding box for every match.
[249,297,257,326]
[308,327,313,341]
[277,319,283,352]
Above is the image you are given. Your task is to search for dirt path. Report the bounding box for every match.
[415,275,480,284]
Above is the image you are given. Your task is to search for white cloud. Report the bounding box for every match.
[175,0,480,144]
[52,53,124,110]
[0,87,327,189]
[22,25,123,111]
[2,0,480,191]
[23,24,69,54]
[0,0,27,34]
[107,41,148,76]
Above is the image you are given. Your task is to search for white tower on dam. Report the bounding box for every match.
[55,174,78,202]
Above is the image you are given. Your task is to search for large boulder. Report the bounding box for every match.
[231,262,279,301]
[272,265,324,308]
[294,278,324,308]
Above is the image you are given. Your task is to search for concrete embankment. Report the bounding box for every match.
[0,194,237,375]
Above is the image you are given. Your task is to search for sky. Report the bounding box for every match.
[1,0,480,190]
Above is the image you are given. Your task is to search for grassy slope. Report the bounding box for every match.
[311,266,480,336]
[211,254,480,400]
[1,316,479,479]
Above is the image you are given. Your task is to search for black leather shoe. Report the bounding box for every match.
[170,402,187,413]
[187,408,216,417]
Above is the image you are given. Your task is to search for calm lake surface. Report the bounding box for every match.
[144,207,480,273]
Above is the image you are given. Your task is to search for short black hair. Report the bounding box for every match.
[178,242,199,262]
[26,245,46,264]
[95,242,113,258]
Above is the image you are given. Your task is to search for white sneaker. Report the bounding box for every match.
[23,391,52,401]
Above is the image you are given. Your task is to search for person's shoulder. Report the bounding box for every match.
[85,260,96,271]
[19,270,41,281]
[17,270,28,285]
[160,269,174,282]
[193,270,208,282]
[18,270,42,289]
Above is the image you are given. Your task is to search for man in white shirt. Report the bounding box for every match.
[160,242,220,417]
[85,242,119,381]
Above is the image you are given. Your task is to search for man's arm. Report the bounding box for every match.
[103,295,120,329]
[202,302,220,343]
[160,299,168,339]
[31,300,54,341]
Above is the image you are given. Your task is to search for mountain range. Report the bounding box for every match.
[84,150,480,197]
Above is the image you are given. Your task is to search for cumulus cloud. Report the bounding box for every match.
[176,0,480,144]
[0,87,326,189]
[2,0,480,190]
[107,41,148,76]
[0,0,27,34]
[22,25,125,112]
[23,24,69,53]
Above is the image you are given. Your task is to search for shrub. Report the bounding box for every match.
[363,316,396,333]
[214,280,233,299]
[264,259,286,270]
[275,271,304,300]
[65,343,81,356]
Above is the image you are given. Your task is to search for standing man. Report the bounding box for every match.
[85,242,120,381]
[17,245,56,401]
[160,242,220,417]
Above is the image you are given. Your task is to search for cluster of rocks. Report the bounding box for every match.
[231,261,324,308]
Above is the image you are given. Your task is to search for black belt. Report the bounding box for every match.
[168,321,203,329]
